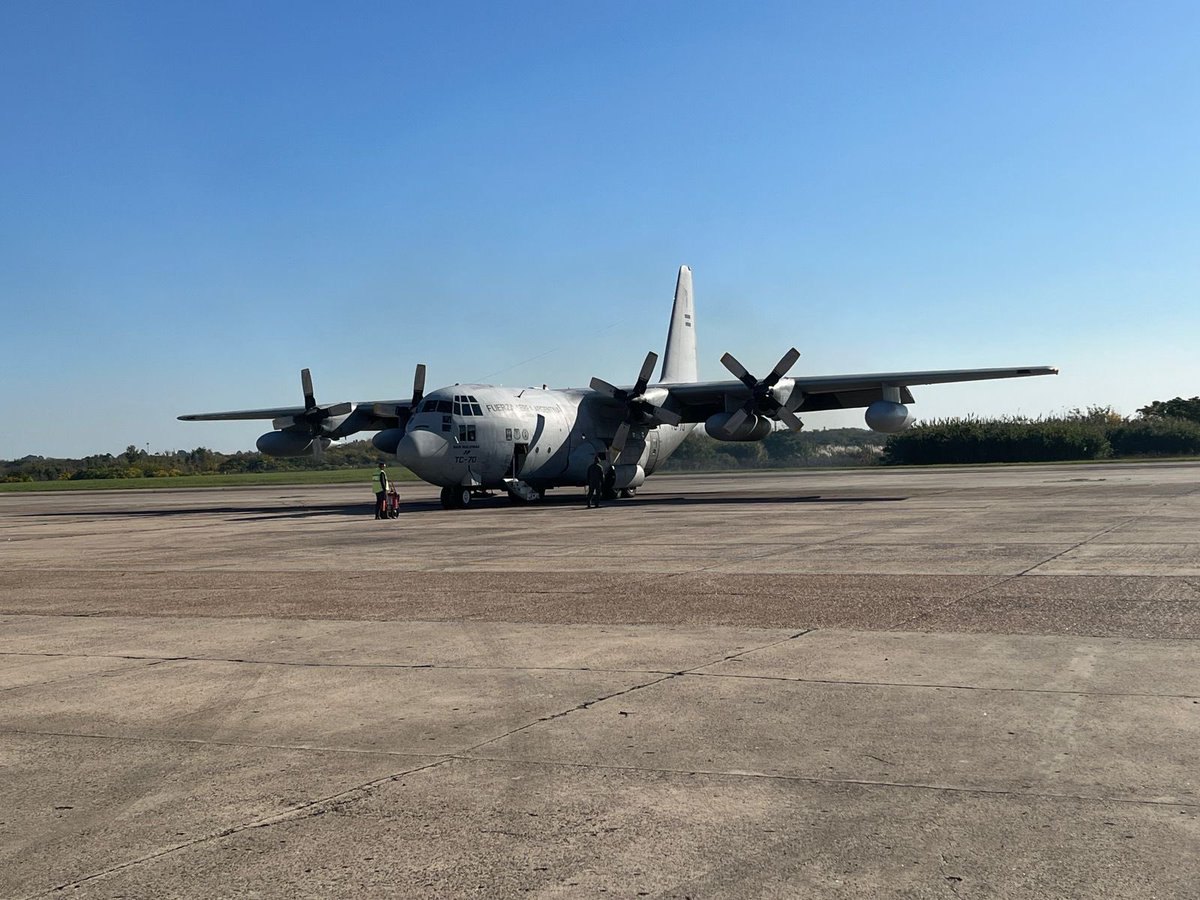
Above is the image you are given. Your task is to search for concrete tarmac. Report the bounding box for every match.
[1,463,1198,898]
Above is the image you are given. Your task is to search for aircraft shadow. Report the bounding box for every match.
[25,503,378,521]
[23,494,905,521]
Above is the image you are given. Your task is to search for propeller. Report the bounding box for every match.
[373,364,427,425]
[273,368,353,458]
[719,348,805,436]
[590,350,682,460]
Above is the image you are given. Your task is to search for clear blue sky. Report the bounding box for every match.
[2,1,1197,458]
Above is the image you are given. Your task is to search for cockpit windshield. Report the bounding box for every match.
[452,395,484,417]
[419,395,482,416]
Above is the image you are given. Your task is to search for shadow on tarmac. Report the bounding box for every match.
[23,493,907,521]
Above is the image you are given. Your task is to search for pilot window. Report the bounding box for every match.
[451,395,483,417]
[458,424,476,442]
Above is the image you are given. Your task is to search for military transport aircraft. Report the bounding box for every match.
[180,266,1057,509]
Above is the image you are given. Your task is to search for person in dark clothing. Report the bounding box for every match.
[374,462,389,519]
[585,455,605,508]
[603,462,617,500]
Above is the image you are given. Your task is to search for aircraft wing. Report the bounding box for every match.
[661,365,1059,419]
[178,400,411,423]
[178,399,415,441]
[178,406,309,421]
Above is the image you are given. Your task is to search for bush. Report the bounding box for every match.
[1108,418,1200,456]
[883,415,1111,465]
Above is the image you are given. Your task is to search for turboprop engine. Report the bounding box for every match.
[372,428,406,455]
[705,411,774,441]
[864,400,915,434]
[257,430,330,457]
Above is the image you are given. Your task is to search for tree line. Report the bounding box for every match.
[2,441,383,483]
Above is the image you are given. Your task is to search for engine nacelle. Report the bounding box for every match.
[864,400,915,434]
[704,412,774,442]
[372,428,406,455]
[257,430,327,457]
[613,463,645,490]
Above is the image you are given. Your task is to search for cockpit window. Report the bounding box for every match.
[446,394,484,417]
[436,400,452,413]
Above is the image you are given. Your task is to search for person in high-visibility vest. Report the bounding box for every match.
[373,463,389,519]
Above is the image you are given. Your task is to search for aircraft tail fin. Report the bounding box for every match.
[660,265,698,383]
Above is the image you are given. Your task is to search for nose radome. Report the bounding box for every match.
[396,429,452,471]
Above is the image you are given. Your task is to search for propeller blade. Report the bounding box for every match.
[778,407,804,431]
[653,406,682,427]
[784,386,805,413]
[301,369,316,410]
[720,353,758,390]
[589,377,622,399]
[609,422,631,460]
[312,437,324,459]
[323,401,353,417]
[723,407,751,437]
[763,348,801,388]
[633,351,658,396]
[412,364,427,407]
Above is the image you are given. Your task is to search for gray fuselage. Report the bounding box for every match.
[396,383,692,492]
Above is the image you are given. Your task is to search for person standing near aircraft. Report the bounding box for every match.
[586,455,605,509]
[374,462,389,519]
[603,461,617,501]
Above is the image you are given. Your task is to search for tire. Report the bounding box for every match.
[620,487,638,498]
[439,486,457,510]
[457,487,473,508]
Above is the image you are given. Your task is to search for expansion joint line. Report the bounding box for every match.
[458,629,813,757]
[651,529,878,583]
[448,754,1200,810]
[894,478,1200,632]
[27,757,451,900]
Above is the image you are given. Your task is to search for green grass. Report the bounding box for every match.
[0,467,419,493]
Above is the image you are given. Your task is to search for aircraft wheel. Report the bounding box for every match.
[456,486,474,509]
[439,486,458,510]
[620,487,638,498]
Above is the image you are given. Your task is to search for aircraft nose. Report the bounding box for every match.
[396,429,452,476]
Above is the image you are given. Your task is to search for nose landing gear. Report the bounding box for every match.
[439,486,475,509]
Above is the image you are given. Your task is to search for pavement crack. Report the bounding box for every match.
[26,758,450,899]
[679,669,1199,699]
[458,673,680,756]
[447,631,820,760]
[0,727,442,760]
[0,650,674,678]
[450,754,1200,809]
[0,657,165,695]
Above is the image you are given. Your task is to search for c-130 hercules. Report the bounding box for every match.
[181,266,1057,509]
